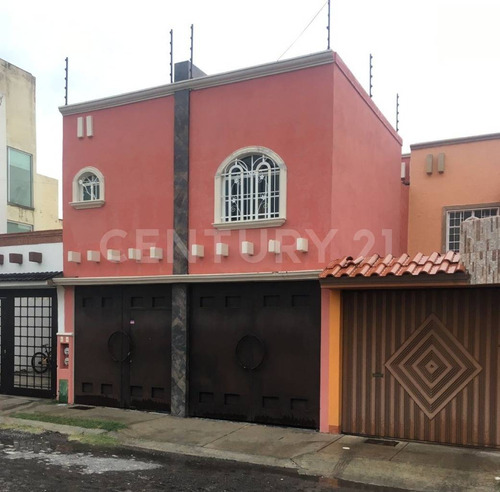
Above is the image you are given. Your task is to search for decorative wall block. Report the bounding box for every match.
[241,241,254,256]
[426,154,433,174]
[150,247,163,260]
[268,239,281,254]
[215,242,229,257]
[9,253,23,264]
[86,115,94,137]
[437,153,445,173]
[29,252,43,263]
[77,117,84,138]
[191,244,204,258]
[128,248,142,261]
[68,251,81,263]
[107,249,121,262]
[87,250,100,262]
[296,238,309,253]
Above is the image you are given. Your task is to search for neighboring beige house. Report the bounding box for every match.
[0,58,61,233]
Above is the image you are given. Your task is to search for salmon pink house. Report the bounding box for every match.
[56,50,407,430]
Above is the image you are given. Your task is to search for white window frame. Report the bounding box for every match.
[444,204,500,252]
[70,166,105,209]
[213,146,287,230]
[7,221,33,233]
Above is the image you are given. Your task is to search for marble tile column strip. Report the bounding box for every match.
[173,88,190,276]
[171,88,190,416]
[171,283,188,417]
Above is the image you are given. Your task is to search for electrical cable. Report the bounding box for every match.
[277,1,328,61]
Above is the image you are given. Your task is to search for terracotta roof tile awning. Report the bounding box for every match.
[320,252,469,287]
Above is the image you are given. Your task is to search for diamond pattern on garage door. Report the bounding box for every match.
[385,314,482,419]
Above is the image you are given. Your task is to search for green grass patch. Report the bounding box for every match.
[0,423,45,434]
[12,412,127,432]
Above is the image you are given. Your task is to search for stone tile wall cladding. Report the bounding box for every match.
[460,216,500,284]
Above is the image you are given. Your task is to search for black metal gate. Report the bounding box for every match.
[189,281,321,429]
[74,285,172,410]
[0,290,57,398]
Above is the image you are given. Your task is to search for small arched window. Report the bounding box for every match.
[71,167,105,209]
[80,172,100,201]
[214,147,287,229]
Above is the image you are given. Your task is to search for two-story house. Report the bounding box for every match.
[407,132,500,254]
[319,133,500,448]
[56,51,407,431]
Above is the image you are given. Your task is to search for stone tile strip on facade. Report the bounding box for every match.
[171,88,190,417]
[460,216,500,285]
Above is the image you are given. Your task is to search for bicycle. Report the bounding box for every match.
[31,344,52,374]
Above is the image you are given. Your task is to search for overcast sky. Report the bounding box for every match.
[1,0,500,192]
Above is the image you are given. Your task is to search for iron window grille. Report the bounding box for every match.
[79,173,100,201]
[214,147,287,229]
[221,154,280,223]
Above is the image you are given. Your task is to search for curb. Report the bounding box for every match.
[117,435,298,472]
[0,416,107,436]
[0,414,498,492]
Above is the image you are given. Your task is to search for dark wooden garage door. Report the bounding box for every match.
[189,281,320,429]
[342,287,500,448]
[75,285,171,410]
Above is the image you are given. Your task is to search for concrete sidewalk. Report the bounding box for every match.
[0,395,498,491]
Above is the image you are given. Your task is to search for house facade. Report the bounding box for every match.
[407,132,500,255]
[0,229,62,399]
[317,132,500,448]
[56,51,407,429]
[0,58,61,233]
[320,248,500,448]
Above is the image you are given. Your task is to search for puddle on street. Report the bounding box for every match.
[2,448,161,474]
[0,431,160,475]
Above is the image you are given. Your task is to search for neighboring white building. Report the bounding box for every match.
[0,58,61,233]
[0,229,62,399]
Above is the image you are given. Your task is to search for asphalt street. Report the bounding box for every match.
[0,429,405,492]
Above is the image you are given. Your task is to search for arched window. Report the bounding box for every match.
[71,167,105,209]
[80,173,100,201]
[214,147,287,229]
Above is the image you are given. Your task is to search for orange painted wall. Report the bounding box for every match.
[62,97,175,278]
[188,64,335,273]
[330,59,406,259]
[320,288,342,433]
[408,138,500,255]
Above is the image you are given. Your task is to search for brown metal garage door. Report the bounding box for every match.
[75,285,172,411]
[189,281,320,429]
[342,287,500,448]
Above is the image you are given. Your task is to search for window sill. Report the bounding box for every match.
[70,199,105,210]
[8,203,34,211]
[213,218,286,230]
